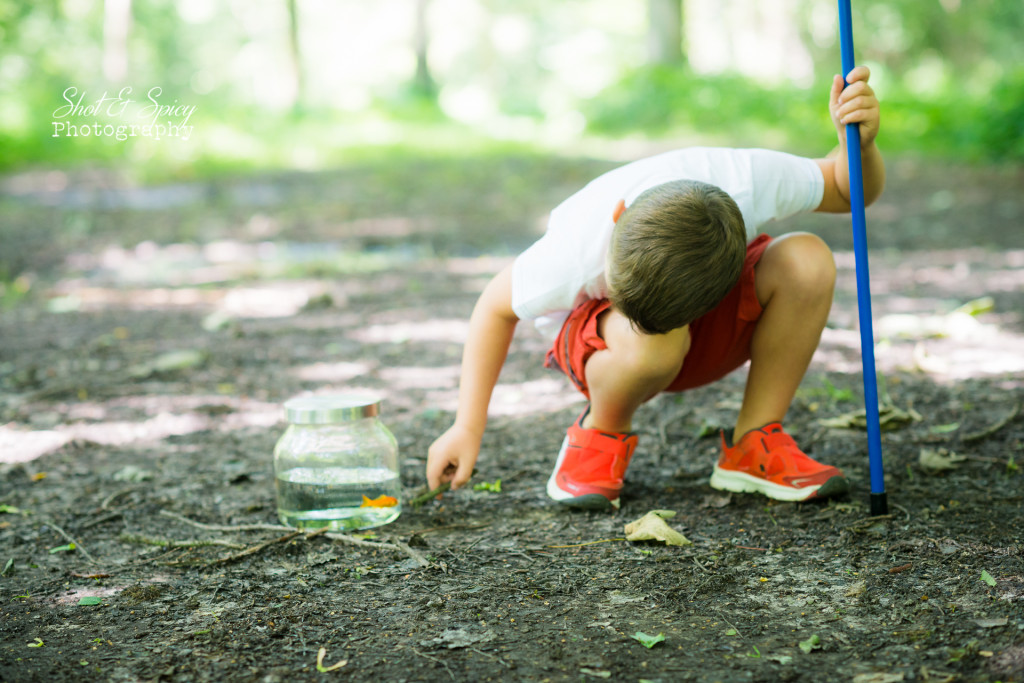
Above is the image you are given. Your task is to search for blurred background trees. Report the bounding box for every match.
[0,0,1021,176]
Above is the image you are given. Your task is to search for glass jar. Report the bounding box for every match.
[273,394,401,530]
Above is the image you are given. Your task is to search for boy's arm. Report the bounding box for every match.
[815,65,886,213]
[426,262,519,492]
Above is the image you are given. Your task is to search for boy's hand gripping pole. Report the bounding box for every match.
[838,0,887,515]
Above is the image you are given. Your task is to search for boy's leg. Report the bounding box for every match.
[546,306,689,508]
[583,312,691,433]
[733,232,836,439]
[710,231,848,501]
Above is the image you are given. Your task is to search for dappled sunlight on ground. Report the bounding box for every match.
[0,395,283,465]
[350,318,470,345]
[822,248,1024,384]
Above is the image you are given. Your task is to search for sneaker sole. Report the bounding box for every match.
[709,467,849,502]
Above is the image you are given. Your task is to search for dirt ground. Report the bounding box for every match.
[1,151,1022,682]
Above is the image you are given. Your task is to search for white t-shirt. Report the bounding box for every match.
[511,147,824,339]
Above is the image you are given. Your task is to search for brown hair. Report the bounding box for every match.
[606,180,746,335]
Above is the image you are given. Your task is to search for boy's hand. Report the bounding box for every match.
[426,424,481,494]
[829,65,879,149]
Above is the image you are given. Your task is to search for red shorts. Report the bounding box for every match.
[545,234,772,398]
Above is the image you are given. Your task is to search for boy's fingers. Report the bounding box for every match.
[837,95,876,119]
[845,65,871,84]
[425,458,451,492]
[450,462,473,491]
[830,74,845,106]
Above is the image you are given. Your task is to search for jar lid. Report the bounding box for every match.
[283,394,381,424]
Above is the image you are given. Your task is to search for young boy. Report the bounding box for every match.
[426,67,885,510]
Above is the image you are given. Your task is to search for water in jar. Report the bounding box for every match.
[275,465,402,530]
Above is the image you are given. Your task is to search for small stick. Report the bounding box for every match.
[412,648,455,681]
[207,529,308,565]
[119,532,247,550]
[408,482,452,508]
[80,511,123,530]
[547,538,625,549]
[160,510,432,567]
[159,510,289,532]
[100,487,138,510]
[963,400,1021,443]
[44,520,97,564]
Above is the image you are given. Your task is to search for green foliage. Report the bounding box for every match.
[585,65,829,154]
[585,64,1024,162]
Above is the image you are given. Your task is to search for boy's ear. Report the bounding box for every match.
[612,199,627,223]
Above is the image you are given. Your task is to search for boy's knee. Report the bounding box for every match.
[763,233,836,294]
[614,328,689,382]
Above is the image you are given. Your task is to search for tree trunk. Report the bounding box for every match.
[647,0,684,65]
[103,0,131,82]
[412,0,435,97]
[286,0,303,111]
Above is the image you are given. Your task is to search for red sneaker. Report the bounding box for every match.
[710,423,848,501]
[546,408,638,510]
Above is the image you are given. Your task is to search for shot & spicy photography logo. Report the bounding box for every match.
[51,86,197,142]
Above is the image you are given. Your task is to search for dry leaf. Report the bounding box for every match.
[818,404,922,431]
[316,647,348,672]
[624,510,691,546]
[918,448,966,473]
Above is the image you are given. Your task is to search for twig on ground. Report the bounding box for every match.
[408,482,452,508]
[119,532,247,550]
[845,514,893,533]
[208,528,326,565]
[547,538,626,549]
[80,511,123,530]
[469,647,512,668]
[44,520,97,564]
[409,523,492,535]
[158,510,289,532]
[388,539,431,568]
[160,510,432,567]
[412,648,455,681]
[101,487,139,510]
[891,502,911,522]
[963,400,1021,443]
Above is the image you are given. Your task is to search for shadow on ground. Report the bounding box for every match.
[1,152,1022,682]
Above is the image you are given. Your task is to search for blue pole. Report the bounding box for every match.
[837,0,887,515]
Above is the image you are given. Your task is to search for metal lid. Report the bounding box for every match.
[283,394,381,424]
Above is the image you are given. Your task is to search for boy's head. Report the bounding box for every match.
[606,180,746,335]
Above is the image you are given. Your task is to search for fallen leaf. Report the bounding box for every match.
[700,493,732,509]
[973,617,1008,628]
[981,570,997,587]
[631,631,665,648]
[799,634,821,654]
[818,404,922,431]
[845,581,867,597]
[78,596,103,606]
[624,510,691,546]
[852,674,904,683]
[420,628,496,649]
[113,465,153,482]
[767,654,793,665]
[315,647,348,673]
[918,448,966,474]
[579,668,611,678]
[472,479,502,493]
